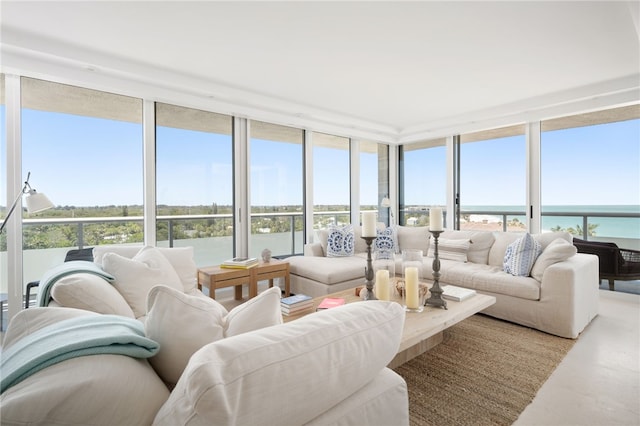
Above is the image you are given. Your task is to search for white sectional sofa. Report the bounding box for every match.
[1,245,410,426]
[288,226,600,338]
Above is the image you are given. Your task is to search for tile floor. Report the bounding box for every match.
[515,289,640,425]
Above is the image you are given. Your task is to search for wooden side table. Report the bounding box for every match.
[253,259,290,297]
[197,259,290,301]
[197,266,255,300]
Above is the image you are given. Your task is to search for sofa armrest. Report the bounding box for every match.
[538,253,599,338]
[304,242,325,257]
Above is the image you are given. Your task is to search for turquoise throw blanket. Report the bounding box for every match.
[1,315,159,393]
[37,260,115,307]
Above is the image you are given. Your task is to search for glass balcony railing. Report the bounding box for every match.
[2,208,638,299]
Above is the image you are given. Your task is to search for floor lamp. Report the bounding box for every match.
[0,172,54,233]
[381,196,394,226]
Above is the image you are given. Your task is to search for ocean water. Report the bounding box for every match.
[463,205,640,239]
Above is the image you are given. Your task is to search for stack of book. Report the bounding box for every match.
[442,285,477,302]
[280,294,313,316]
[220,257,259,269]
[316,297,345,311]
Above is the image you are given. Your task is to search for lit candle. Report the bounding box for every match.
[362,211,376,237]
[375,269,390,301]
[429,207,443,231]
[404,266,419,309]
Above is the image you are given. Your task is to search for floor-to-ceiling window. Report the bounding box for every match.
[459,125,526,232]
[20,77,143,286]
[249,121,304,257]
[399,138,446,227]
[541,105,640,249]
[313,132,351,229]
[155,103,233,266]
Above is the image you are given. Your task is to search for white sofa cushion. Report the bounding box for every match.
[102,246,184,318]
[153,301,405,426]
[50,272,135,318]
[503,233,542,276]
[488,232,522,267]
[396,225,430,253]
[534,231,573,248]
[530,238,577,281]
[0,308,169,426]
[289,255,366,284]
[438,260,541,300]
[94,245,198,294]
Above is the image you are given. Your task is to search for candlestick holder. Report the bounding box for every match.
[361,236,377,300]
[425,230,447,310]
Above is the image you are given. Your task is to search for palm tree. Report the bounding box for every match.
[567,223,599,237]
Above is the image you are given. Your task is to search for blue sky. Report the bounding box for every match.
[2,108,639,209]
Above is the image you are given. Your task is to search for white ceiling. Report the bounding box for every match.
[1,1,639,144]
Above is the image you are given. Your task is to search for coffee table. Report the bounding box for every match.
[283,286,496,368]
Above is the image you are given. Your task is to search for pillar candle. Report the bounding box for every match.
[429,207,443,231]
[362,211,376,237]
[404,266,419,309]
[375,269,390,301]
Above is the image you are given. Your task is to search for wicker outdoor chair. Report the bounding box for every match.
[573,238,640,291]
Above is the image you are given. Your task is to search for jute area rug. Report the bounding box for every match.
[392,314,576,426]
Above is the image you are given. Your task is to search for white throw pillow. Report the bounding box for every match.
[102,246,183,318]
[503,233,542,277]
[224,286,283,337]
[50,273,135,318]
[326,224,355,257]
[93,245,141,266]
[1,308,169,426]
[427,238,470,262]
[153,301,405,426]
[158,247,198,294]
[145,285,228,386]
[94,245,197,294]
[530,238,577,281]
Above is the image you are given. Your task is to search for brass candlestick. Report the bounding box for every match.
[362,236,377,300]
[425,230,447,309]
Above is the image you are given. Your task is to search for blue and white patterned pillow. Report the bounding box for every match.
[375,226,398,254]
[503,233,542,276]
[326,225,355,257]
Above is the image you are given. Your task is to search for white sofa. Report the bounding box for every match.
[289,226,600,339]
[0,245,409,426]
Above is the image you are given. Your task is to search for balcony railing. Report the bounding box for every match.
[3,208,638,291]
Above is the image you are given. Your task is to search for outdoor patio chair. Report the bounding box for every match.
[573,238,640,291]
[24,247,94,308]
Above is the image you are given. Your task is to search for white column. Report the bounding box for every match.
[6,74,23,322]
[388,144,399,225]
[142,100,156,246]
[350,139,360,226]
[233,117,250,257]
[446,136,456,230]
[304,130,315,243]
[527,121,542,233]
